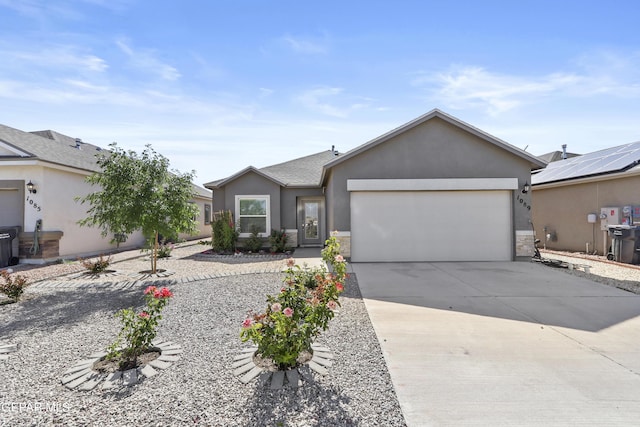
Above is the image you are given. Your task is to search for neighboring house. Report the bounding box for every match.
[532,141,640,256]
[205,109,546,262]
[0,124,212,265]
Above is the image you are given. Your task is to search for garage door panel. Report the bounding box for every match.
[351,191,512,262]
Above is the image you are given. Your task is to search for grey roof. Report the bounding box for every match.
[205,150,341,189]
[1,123,212,196]
[0,124,105,172]
[322,109,547,179]
[205,109,547,190]
[537,150,581,163]
[533,141,640,185]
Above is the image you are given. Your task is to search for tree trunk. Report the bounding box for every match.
[152,231,158,274]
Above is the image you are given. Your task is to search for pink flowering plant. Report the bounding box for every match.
[106,285,174,369]
[0,270,29,302]
[240,234,347,369]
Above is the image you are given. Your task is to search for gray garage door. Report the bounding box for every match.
[350,190,513,262]
[0,188,22,227]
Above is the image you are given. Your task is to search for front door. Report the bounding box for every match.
[298,198,325,247]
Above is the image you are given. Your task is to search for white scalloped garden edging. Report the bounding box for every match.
[233,343,334,389]
[61,340,182,391]
[0,342,18,362]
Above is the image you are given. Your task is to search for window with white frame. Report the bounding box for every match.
[204,204,211,225]
[235,195,270,236]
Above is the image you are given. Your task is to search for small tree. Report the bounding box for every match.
[77,143,199,273]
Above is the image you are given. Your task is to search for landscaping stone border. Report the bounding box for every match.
[0,341,18,362]
[233,343,334,389]
[61,340,182,392]
[66,270,122,280]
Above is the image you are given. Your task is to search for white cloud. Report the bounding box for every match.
[259,88,274,98]
[281,34,328,54]
[418,51,640,115]
[295,87,371,118]
[0,45,108,73]
[115,38,181,81]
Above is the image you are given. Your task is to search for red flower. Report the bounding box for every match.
[138,311,150,319]
[242,318,253,328]
[336,282,344,292]
[153,287,173,299]
[144,286,157,295]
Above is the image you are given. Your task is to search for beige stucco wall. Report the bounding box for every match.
[42,167,147,258]
[532,172,640,254]
[1,163,210,262]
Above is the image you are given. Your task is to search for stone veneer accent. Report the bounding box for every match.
[284,229,298,248]
[516,230,535,257]
[332,231,351,258]
[19,231,64,261]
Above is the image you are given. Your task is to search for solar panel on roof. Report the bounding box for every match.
[533,141,640,185]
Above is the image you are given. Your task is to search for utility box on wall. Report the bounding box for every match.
[600,207,620,230]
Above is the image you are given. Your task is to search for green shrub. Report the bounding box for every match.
[80,255,112,274]
[269,229,290,253]
[243,226,264,253]
[0,270,29,302]
[212,210,238,253]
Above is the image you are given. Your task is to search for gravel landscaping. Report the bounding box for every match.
[539,249,640,294]
[0,271,407,426]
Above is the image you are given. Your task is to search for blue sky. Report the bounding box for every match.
[1,0,639,185]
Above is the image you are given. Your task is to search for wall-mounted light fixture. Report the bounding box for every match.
[521,182,530,194]
[26,180,37,194]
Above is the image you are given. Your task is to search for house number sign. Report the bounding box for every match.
[515,193,530,211]
[26,195,42,212]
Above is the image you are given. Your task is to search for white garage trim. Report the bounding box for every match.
[347,178,518,192]
[350,188,513,262]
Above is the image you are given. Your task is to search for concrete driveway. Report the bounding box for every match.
[352,261,640,426]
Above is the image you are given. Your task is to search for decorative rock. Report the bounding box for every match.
[270,371,285,389]
[156,341,177,348]
[312,351,334,360]
[239,366,263,384]
[62,341,182,391]
[148,359,172,370]
[308,360,329,376]
[232,357,253,368]
[158,354,180,362]
[312,356,333,368]
[63,362,96,376]
[139,364,158,378]
[0,343,18,353]
[61,368,93,385]
[101,371,122,390]
[0,355,9,361]
[160,348,183,355]
[233,361,256,376]
[233,353,253,361]
[79,374,104,391]
[285,369,300,388]
[122,369,138,386]
[89,351,108,359]
[64,373,92,390]
[232,343,334,387]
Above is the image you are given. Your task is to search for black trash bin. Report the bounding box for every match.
[0,233,12,268]
[0,227,19,268]
[607,225,640,264]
